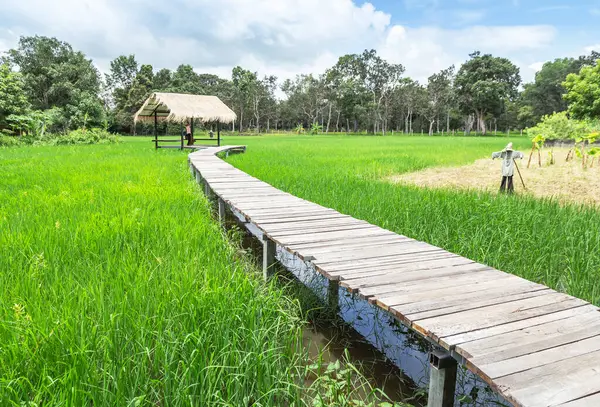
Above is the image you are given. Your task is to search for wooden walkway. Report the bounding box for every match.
[189,146,600,407]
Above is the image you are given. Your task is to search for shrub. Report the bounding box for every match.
[0,134,21,147]
[36,128,119,146]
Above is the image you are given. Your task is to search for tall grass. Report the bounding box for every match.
[0,142,305,405]
[226,135,600,305]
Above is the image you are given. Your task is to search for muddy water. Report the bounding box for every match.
[228,213,422,405]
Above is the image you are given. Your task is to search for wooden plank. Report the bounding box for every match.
[474,327,600,379]
[458,309,600,359]
[362,267,505,301]
[260,218,368,233]
[440,305,599,349]
[414,295,588,342]
[253,213,351,224]
[289,234,407,252]
[270,224,377,238]
[344,261,484,289]
[557,392,600,407]
[334,256,474,281]
[405,289,553,322]
[308,241,440,265]
[384,282,549,319]
[271,227,391,246]
[496,349,600,407]
[318,249,451,272]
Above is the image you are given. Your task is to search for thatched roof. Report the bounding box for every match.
[134,92,237,124]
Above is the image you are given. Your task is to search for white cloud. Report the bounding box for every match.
[584,44,600,53]
[0,0,562,87]
[529,62,545,73]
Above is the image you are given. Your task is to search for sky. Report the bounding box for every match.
[1,0,599,85]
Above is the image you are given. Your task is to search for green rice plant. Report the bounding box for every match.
[0,141,306,406]
[226,134,600,305]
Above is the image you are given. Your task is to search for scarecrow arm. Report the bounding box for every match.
[491,151,503,159]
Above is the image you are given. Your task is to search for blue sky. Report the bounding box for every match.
[1,0,599,85]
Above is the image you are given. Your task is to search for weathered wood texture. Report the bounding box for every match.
[189,146,600,407]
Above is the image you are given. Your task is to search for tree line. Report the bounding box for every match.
[1,35,599,136]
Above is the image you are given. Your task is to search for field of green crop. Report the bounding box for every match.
[0,141,308,405]
[226,134,600,305]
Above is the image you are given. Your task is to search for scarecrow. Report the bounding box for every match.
[492,142,524,194]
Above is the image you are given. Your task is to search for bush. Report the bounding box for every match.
[35,128,119,146]
[0,135,21,147]
[526,112,590,141]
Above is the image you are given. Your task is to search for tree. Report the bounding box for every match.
[564,62,600,120]
[232,66,258,132]
[5,36,104,130]
[0,63,29,129]
[105,55,138,109]
[425,66,454,135]
[281,74,325,128]
[521,52,600,123]
[454,52,521,134]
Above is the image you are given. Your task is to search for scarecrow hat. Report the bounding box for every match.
[504,142,513,151]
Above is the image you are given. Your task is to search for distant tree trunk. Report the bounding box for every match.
[267,118,270,133]
[326,103,332,134]
[446,111,450,132]
[335,110,340,132]
[346,118,350,134]
[354,119,358,133]
[429,120,435,136]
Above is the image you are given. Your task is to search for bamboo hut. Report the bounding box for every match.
[134,92,237,149]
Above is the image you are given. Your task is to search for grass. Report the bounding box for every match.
[0,141,305,406]
[225,134,600,305]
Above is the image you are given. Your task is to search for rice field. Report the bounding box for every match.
[226,134,600,305]
[0,141,307,406]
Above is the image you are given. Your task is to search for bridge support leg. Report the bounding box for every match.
[263,237,276,281]
[327,279,340,314]
[427,350,457,407]
[218,198,226,223]
[195,169,202,185]
[204,181,212,199]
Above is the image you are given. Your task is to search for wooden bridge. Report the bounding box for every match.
[188,145,600,407]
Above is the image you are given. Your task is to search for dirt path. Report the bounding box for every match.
[388,148,600,207]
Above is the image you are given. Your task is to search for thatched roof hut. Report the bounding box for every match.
[134,92,237,124]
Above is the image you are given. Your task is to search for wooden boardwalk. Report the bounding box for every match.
[189,146,600,407]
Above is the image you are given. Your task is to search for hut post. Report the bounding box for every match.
[154,110,158,149]
[191,117,195,145]
[217,121,221,147]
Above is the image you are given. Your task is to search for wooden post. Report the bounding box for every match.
[427,350,457,407]
[204,181,212,198]
[327,279,340,313]
[154,111,158,149]
[217,121,221,147]
[190,118,195,146]
[262,237,276,280]
[218,198,226,223]
[180,122,185,151]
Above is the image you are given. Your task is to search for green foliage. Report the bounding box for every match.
[295,123,306,134]
[39,128,119,145]
[0,63,30,127]
[0,134,21,147]
[454,52,521,134]
[526,112,588,141]
[310,122,323,135]
[306,351,411,407]
[521,53,599,122]
[4,35,104,131]
[564,61,600,120]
